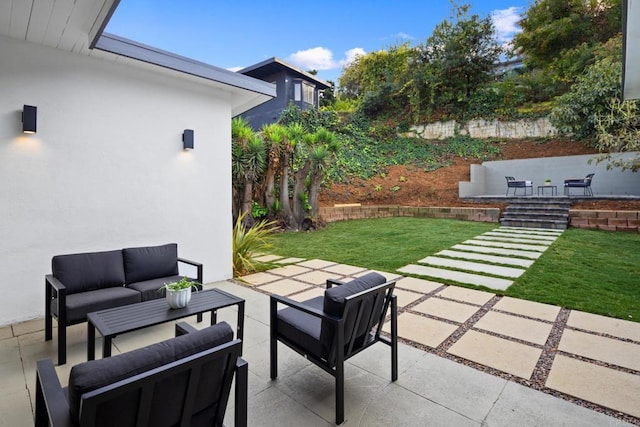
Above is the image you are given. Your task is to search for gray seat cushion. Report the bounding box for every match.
[127,275,202,301]
[52,287,141,323]
[276,296,324,359]
[123,243,179,284]
[68,321,234,425]
[52,250,125,294]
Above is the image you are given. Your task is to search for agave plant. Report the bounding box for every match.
[232,212,278,277]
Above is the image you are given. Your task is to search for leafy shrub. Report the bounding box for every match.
[232,212,277,277]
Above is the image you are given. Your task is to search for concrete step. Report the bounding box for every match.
[397,264,514,291]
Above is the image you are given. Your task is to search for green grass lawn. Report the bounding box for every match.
[268,217,640,322]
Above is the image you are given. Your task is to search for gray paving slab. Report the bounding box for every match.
[398,264,514,290]
[464,239,549,252]
[418,256,526,278]
[483,231,557,241]
[473,235,553,245]
[451,244,542,259]
[499,226,564,234]
[435,249,535,267]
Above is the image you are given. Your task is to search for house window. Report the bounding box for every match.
[294,82,301,101]
[302,82,315,105]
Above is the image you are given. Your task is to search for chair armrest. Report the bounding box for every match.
[35,359,73,427]
[270,294,341,324]
[235,357,248,427]
[45,274,66,295]
[174,321,198,336]
[178,257,203,283]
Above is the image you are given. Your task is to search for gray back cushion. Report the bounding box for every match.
[52,250,125,294]
[68,321,234,425]
[320,272,387,356]
[123,243,179,284]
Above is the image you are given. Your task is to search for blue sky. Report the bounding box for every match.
[106,1,529,84]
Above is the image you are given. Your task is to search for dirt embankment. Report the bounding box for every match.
[319,139,640,211]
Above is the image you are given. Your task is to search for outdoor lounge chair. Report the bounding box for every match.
[505,176,533,196]
[35,321,247,427]
[270,272,397,425]
[564,173,595,196]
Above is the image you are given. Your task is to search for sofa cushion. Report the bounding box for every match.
[122,243,179,284]
[52,250,125,294]
[68,321,234,424]
[276,296,324,359]
[320,272,387,360]
[52,287,141,323]
[127,275,202,302]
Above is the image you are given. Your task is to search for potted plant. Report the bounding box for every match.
[544,178,552,185]
[159,277,199,309]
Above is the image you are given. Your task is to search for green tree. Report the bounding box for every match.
[232,117,266,226]
[592,98,640,172]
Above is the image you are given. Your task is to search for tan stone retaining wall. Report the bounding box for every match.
[318,205,640,232]
[569,210,640,232]
[318,205,500,223]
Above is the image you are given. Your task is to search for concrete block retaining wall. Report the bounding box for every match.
[569,210,640,232]
[318,205,639,232]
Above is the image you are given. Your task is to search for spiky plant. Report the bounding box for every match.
[232,212,278,277]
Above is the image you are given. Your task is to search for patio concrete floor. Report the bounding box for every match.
[2,273,639,425]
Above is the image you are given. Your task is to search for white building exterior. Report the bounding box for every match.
[0,2,274,325]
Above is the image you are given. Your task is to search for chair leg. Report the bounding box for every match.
[391,296,398,382]
[270,298,278,380]
[58,324,66,366]
[336,362,345,425]
[44,281,52,341]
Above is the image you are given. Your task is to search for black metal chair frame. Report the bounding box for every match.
[35,322,247,427]
[45,257,203,365]
[505,176,533,196]
[564,173,594,196]
[270,279,398,425]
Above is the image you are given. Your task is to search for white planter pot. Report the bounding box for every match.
[166,287,192,309]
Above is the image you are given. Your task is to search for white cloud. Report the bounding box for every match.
[492,7,523,42]
[392,32,415,41]
[286,47,366,71]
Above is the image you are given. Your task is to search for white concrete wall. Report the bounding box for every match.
[408,117,557,140]
[0,35,233,325]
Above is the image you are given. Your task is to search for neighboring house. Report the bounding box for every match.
[0,1,275,326]
[493,56,524,77]
[237,57,331,130]
[623,0,639,100]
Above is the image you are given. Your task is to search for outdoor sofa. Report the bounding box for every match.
[35,321,247,427]
[45,243,203,364]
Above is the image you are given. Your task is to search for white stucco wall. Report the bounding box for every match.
[0,35,234,325]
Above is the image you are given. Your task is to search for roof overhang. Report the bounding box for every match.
[0,0,274,115]
[623,0,640,100]
[239,57,332,89]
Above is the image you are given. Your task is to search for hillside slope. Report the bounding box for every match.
[319,139,640,210]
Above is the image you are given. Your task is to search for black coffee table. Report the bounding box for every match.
[87,288,245,360]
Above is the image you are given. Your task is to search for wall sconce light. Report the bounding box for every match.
[22,105,37,134]
[182,129,194,150]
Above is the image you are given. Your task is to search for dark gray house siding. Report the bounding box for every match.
[237,57,331,130]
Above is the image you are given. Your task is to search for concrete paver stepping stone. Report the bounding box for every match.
[396,276,443,293]
[398,264,513,290]
[558,329,640,371]
[274,257,306,264]
[240,271,281,285]
[258,278,313,296]
[254,254,284,262]
[437,286,495,305]
[267,264,313,277]
[323,263,367,275]
[435,249,534,268]
[499,226,564,234]
[493,229,563,237]
[452,244,542,259]
[464,239,548,252]
[418,256,526,278]
[448,330,541,379]
[473,311,553,345]
[567,310,640,342]
[393,289,424,307]
[288,287,325,302]
[295,270,344,286]
[384,312,458,348]
[483,231,557,241]
[354,269,404,281]
[474,235,553,246]
[296,259,337,269]
[412,297,481,323]
[546,355,640,418]
[492,296,560,322]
